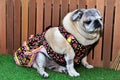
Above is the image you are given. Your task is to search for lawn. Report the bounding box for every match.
[0,54,120,80]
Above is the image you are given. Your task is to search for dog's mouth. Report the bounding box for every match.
[84,27,103,35]
[88,28,101,33]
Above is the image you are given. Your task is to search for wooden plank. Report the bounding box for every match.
[112,0,120,63]
[69,0,78,12]
[60,0,69,25]
[36,0,44,33]
[21,0,28,43]
[78,0,87,9]
[0,0,6,53]
[93,0,105,67]
[103,0,115,68]
[52,0,60,26]
[87,50,94,66]
[6,0,14,54]
[96,0,105,17]
[87,0,96,8]
[28,0,36,36]
[93,39,103,67]
[13,0,21,51]
[44,0,52,29]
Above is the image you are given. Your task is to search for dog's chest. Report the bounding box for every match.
[45,26,92,66]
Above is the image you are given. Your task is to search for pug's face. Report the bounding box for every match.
[72,8,103,34]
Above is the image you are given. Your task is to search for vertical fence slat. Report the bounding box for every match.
[6,0,14,54]
[60,0,69,25]
[93,0,105,67]
[28,0,36,36]
[21,0,28,43]
[78,0,86,8]
[103,0,115,68]
[36,0,44,33]
[87,0,96,8]
[0,0,6,53]
[52,0,60,26]
[69,0,78,12]
[44,0,52,29]
[112,0,120,63]
[96,0,105,17]
[13,0,21,51]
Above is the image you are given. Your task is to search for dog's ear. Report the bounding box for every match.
[72,9,83,21]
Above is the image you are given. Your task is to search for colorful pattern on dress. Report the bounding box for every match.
[44,26,92,66]
[14,32,46,67]
[14,26,93,67]
[59,26,92,65]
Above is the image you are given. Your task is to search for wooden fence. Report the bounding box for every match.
[0,0,120,68]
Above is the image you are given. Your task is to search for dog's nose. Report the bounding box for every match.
[94,20,102,28]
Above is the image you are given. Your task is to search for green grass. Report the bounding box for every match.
[0,54,120,80]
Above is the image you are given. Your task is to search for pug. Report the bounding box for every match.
[14,8,103,78]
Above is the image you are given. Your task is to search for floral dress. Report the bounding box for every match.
[14,26,93,67]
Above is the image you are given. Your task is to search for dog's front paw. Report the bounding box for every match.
[68,69,80,77]
[85,64,94,69]
[68,70,80,77]
[37,70,49,78]
[42,72,49,78]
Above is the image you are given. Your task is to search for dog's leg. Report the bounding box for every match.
[45,58,68,74]
[81,56,94,69]
[57,66,68,74]
[64,49,80,77]
[33,53,49,78]
[46,62,68,74]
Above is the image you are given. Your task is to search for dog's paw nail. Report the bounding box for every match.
[74,73,80,77]
[62,69,68,74]
[42,73,49,78]
[86,65,94,69]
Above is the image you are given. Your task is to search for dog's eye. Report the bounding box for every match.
[100,18,102,21]
[84,21,91,25]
